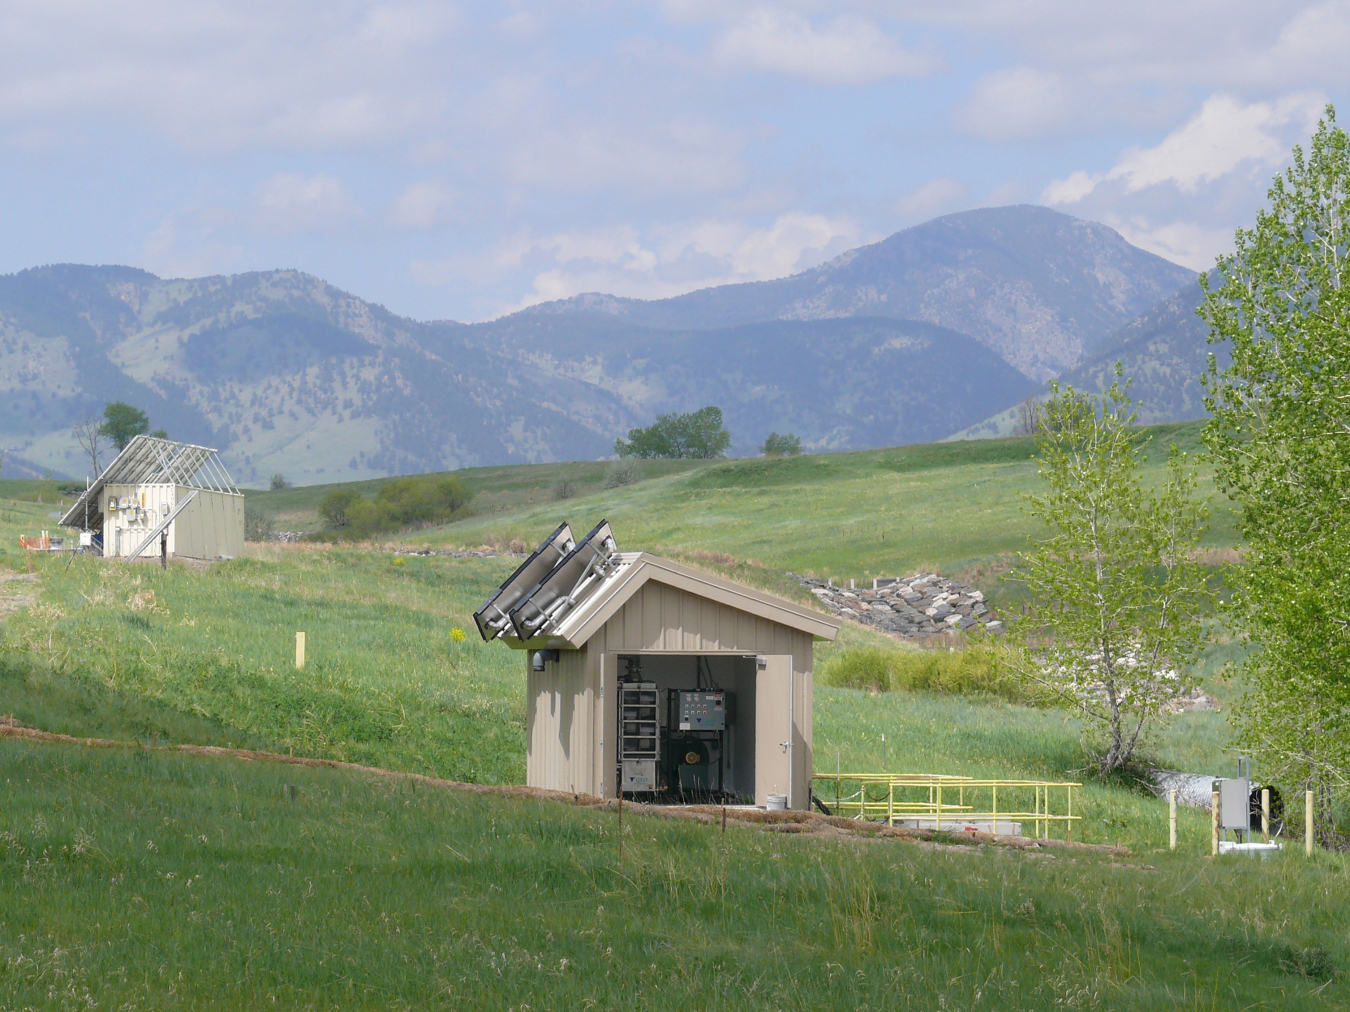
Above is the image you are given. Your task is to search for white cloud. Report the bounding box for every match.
[1043,93,1326,204]
[1108,93,1324,193]
[956,66,1069,141]
[418,211,867,317]
[140,216,244,280]
[389,181,455,229]
[1040,170,1098,206]
[1105,217,1235,273]
[893,177,965,219]
[712,8,938,84]
[506,119,747,196]
[253,173,360,234]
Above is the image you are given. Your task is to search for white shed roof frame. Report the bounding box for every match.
[59,435,242,532]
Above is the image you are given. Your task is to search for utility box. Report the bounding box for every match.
[678,690,727,730]
[1219,777,1251,831]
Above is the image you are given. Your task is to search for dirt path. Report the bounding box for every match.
[0,722,1129,857]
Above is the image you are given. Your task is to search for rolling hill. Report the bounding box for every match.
[1,206,1205,483]
[522,205,1196,381]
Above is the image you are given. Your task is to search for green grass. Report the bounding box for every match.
[402,423,1237,594]
[5,425,1342,1008]
[246,458,714,533]
[0,545,526,782]
[4,737,1349,1011]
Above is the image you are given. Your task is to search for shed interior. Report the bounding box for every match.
[616,653,758,804]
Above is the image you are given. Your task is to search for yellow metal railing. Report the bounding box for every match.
[812,773,1081,842]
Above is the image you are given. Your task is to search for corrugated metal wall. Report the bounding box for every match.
[525,646,594,794]
[174,486,244,559]
[524,578,817,806]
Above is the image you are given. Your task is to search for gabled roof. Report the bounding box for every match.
[508,552,840,649]
[59,435,241,530]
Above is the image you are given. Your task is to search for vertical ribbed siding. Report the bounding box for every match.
[525,646,593,794]
[527,581,817,805]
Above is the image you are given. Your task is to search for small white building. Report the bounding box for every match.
[60,435,244,561]
[476,522,841,809]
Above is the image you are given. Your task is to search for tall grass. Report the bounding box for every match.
[819,642,1026,702]
[2,737,1347,1011]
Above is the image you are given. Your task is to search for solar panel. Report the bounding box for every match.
[473,522,575,641]
[506,520,620,640]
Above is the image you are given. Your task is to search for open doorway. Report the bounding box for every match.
[616,654,758,804]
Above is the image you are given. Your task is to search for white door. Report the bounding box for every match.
[755,655,794,808]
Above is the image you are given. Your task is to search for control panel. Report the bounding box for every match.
[678,691,725,731]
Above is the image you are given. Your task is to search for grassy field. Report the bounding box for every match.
[248,458,712,533]
[6,427,1326,1009]
[4,736,1348,1011]
[401,423,1237,595]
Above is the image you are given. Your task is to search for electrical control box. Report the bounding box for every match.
[678,690,727,731]
[622,759,657,792]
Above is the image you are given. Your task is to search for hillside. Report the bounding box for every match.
[8,734,1348,1011]
[9,430,1347,1009]
[1,207,1201,484]
[0,265,632,485]
[464,314,1038,454]
[523,205,1195,380]
[1060,282,1223,424]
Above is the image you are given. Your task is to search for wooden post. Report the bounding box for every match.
[1169,790,1177,851]
[295,631,306,669]
[1306,789,1314,856]
[1211,790,1220,857]
[1261,788,1270,845]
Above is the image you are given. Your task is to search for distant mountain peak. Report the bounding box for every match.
[514,205,1193,381]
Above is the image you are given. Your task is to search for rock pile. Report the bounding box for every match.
[793,573,1002,638]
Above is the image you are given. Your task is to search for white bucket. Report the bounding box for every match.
[767,794,788,811]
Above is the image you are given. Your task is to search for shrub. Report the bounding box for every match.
[243,506,275,542]
[552,479,576,500]
[603,461,641,488]
[614,406,730,459]
[819,644,1026,703]
[318,489,364,531]
[318,476,473,539]
[375,475,471,526]
[269,474,291,490]
[762,432,802,457]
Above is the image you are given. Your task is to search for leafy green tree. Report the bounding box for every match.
[1201,105,1350,837]
[99,402,149,451]
[319,476,472,539]
[1015,373,1213,775]
[318,489,363,531]
[761,432,802,457]
[614,406,731,459]
[149,428,168,440]
[270,474,291,491]
[374,475,471,526]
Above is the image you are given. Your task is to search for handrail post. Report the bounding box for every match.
[888,780,894,827]
[991,785,997,837]
[1067,785,1073,843]
[1169,790,1177,850]
[1306,790,1314,856]
[936,784,942,832]
[1212,789,1220,857]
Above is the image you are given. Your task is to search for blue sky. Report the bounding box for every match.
[1,1,1345,322]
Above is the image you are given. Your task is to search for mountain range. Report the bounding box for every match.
[0,205,1212,485]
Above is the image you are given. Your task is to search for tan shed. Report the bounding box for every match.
[476,523,840,810]
[59,435,244,562]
